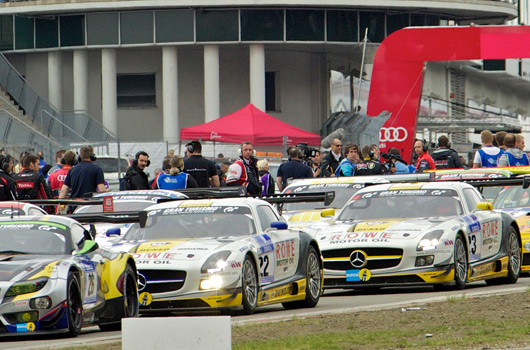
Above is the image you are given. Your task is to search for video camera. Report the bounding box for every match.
[297,143,318,163]
[380,152,400,168]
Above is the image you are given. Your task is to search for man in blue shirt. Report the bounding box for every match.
[276,146,313,192]
[59,145,109,198]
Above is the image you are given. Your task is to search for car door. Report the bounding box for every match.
[461,187,502,262]
[255,205,300,284]
[71,224,104,308]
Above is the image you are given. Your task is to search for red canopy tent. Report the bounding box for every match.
[180,104,321,146]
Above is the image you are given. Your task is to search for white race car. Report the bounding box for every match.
[308,181,521,290]
[108,197,323,314]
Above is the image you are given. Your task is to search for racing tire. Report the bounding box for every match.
[486,226,521,285]
[66,272,83,337]
[282,245,322,309]
[99,264,139,332]
[453,234,468,290]
[241,255,258,315]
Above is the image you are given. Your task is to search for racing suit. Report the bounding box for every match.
[353,159,386,176]
[48,165,72,198]
[12,168,52,200]
[414,152,436,173]
[0,169,17,201]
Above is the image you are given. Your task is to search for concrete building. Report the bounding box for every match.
[0,0,527,158]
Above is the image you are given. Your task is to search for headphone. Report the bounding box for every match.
[368,149,375,159]
[133,151,151,167]
[421,139,428,152]
[61,152,79,166]
[0,155,9,172]
[186,142,195,154]
[238,144,257,157]
[77,153,96,163]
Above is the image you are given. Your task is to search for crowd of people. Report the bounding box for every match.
[0,130,525,201]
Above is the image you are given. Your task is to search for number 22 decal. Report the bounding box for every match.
[259,255,269,276]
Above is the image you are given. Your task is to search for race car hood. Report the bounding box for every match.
[116,237,243,261]
[0,255,62,281]
[285,210,327,222]
[312,217,449,247]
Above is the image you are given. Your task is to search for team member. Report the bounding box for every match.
[59,145,109,199]
[0,154,17,200]
[497,133,530,167]
[473,130,503,168]
[156,155,198,189]
[48,150,77,198]
[183,140,220,187]
[413,139,435,173]
[47,149,66,176]
[257,159,275,195]
[12,154,52,200]
[226,141,262,195]
[353,145,386,176]
[123,151,151,190]
[431,135,463,169]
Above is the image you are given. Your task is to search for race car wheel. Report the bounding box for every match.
[67,272,83,337]
[283,245,322,309]
[454,234,468,290]
[505,227,522,284]
[99,264,139,332]
[241,255,258,315]
[487,226,521,285]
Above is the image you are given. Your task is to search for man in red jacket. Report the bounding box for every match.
[48,150,77,198]
[414,139,435,173]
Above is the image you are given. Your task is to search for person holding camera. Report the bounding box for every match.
[353,145,386,176]
[276,147,313,192]
[382,148,410,174]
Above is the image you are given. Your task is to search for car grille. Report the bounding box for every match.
[139,269,186,294]
[323,247,403,271]
[324,275,424,287]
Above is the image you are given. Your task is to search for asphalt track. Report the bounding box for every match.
[2,277,530,349]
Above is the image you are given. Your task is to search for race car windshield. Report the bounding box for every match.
[282,186,363,211]
[123,206,256,240]
[493,186,530,209]
[338,191,463,220]
[0,229,66,255]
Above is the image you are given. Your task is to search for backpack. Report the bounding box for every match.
[119,175,131,191]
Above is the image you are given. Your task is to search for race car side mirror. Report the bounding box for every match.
[476,202,493,211]
[321,208,335,217]
[106,227,121,237]
[75,240,99,255]
[270,221,288,230]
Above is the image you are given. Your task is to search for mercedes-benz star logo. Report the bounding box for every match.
[137,273,147,291]
[349,250,367,268]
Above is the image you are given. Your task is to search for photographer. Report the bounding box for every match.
[276,146,313,192]
[382,148,410,174]
[298,143,328,177]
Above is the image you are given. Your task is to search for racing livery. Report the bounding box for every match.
[0,201,47,216]
[108,198,323,314]
[492,183,530,273]
[307,182,521,290]
[0,216,138,337]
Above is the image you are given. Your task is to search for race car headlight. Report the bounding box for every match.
[6,277,48,297]
[417,230,444,251]
[200,275,224,290]
[524,242,530,252]
[201,251,232,273]
[30,296,52,309]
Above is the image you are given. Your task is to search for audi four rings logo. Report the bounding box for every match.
[379,127,408,142]
[349,250,367,268]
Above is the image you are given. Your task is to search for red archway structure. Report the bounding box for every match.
[367,25,530,162]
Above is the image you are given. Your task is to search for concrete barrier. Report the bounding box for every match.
[122,316,231,350]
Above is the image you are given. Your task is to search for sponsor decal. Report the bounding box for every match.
[442,239,454,246]
[463,215,481,232]
[276,239,296,267]
[482,220,499,244]
[139,292,152,306]
[352,221,398,232]
[269,285,293,299]
[254,234,274,254]
[388,183,423,191]
[346,268,371,282]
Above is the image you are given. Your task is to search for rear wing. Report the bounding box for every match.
[65,211,148,228]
